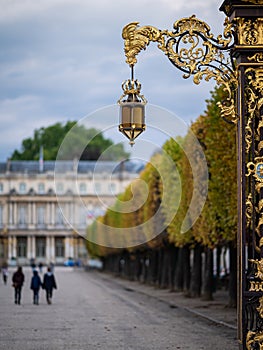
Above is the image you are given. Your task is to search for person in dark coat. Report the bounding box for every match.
[42,267,57,304]
[12,266,25,305]
[30,270,42,305]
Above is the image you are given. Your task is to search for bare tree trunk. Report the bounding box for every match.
[183,246,191,294]
[202,248,214,301]
[174,247,185,291]
[190,244,202,297]
[168,245,178,291]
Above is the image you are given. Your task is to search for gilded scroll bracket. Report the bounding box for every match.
[122,15,238,124]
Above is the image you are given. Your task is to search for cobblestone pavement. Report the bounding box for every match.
[0,267,237,350]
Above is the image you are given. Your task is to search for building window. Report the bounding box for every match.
[79,207,87,227]
[55,206,64,226]
[18,205,27,226]
[17,237,27,257]
[36,237,46,257]
[55,237,65,257]
[94,182,101,194]
[38,183,45,194]
[37,206,45,225]
[19,182,26,194]
[79,183,87,194]
[56,183,64,194]
[109,183,117,194]
[0,183,3,193]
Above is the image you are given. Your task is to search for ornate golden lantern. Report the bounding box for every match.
[118,67,147,146]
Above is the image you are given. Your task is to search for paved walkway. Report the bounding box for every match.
[0,267,237,350]
[98,271,237,330]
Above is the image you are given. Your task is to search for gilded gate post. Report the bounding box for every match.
[220,1,263,348]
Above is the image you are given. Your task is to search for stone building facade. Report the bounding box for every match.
[0,160,143,266]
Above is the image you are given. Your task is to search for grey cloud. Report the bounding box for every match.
[0,0,226,160]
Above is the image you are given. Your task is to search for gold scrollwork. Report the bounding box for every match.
[258,118,263,137]
[122,16,238,124]
[246,296,263,349]
[249,281,263,291]
[259,199,263,212]
[245,68,263,154]
[248,53,263,63]
[122,22,165,66]
[246,193,253,227]
[245,117,253,153]
[256,182,263,193]
[257,296,263,318]
[247,68,263,94]
[250,258,263,280]
[247,330,263,350]
[122,16,235,69]
[235,18,263,46]
[241,0,263,4]
[256,214,263,243]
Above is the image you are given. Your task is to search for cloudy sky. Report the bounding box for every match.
[0,0,227,161]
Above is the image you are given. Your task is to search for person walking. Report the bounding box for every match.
[38,262,43,274]
[2,265,8,285]
[12,266,25,305]
[42,267,57,304]
[30,270,42,305]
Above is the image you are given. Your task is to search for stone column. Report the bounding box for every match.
[46,236,50,263]
[31,236,36,259]
[8,236,12,259]
[27,235,32,259]
[12,236,17,258]
[50,236,55,262]
[32,203,36,226]
[9,202,13,225]
[51,203,55,226]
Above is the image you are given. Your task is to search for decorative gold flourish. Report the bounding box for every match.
[257,296,263,318]
[259,199,263,212]
[246,194,253,227]
[256,214,263,243]
[247,330,263,350]
[245,116,253,153]
[122,16,235,73]
[122,16,237,123]
[235,18,263,46]
[241,0,263,4]
[248,53,263,63]
[249,281,263,291]
[247,68,263,94]
[250,258,263,280]
[122,22,165,66]
[256,182,263,193]
[244,68,263,154]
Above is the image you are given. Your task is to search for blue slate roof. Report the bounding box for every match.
[0,160,145,175]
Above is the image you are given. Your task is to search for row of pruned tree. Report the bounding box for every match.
[86,86,237,307]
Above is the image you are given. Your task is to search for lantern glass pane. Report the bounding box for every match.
[121,106,131,124]
[132,106,144,124]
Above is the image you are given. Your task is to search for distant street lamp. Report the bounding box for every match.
[118,1,263,349]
